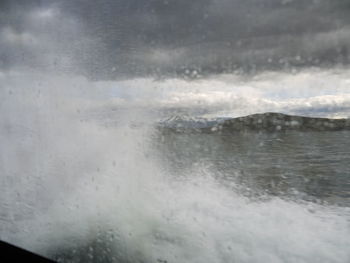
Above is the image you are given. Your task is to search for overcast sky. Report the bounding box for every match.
[1,0,350,79]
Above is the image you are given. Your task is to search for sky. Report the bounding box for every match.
[1,0,350,79]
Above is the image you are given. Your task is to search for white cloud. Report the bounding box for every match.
[86,68,350,119]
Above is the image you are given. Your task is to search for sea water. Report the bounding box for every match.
[0,70,350,263]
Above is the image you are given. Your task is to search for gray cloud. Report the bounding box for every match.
[1,0,350,79]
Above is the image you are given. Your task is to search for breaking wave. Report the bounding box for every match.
[1,69,350,262]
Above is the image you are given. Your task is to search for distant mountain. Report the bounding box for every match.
[158,115,227,132]
[158,113,350,133]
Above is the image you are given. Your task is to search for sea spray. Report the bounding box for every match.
[1,71,350,262]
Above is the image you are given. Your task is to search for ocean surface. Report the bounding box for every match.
[1,70,350,262]
[156,127,350,206]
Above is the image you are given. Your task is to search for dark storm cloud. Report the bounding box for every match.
[1,0,350,78]
[0,0,86,72]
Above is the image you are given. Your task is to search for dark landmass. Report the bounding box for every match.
[221,112,350,132]
[159,112,350,133]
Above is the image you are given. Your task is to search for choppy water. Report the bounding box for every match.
[45,126,350,263]
[1,71,350,263]
[156,130,350,206]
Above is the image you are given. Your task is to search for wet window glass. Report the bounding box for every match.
[1,0,350,262]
